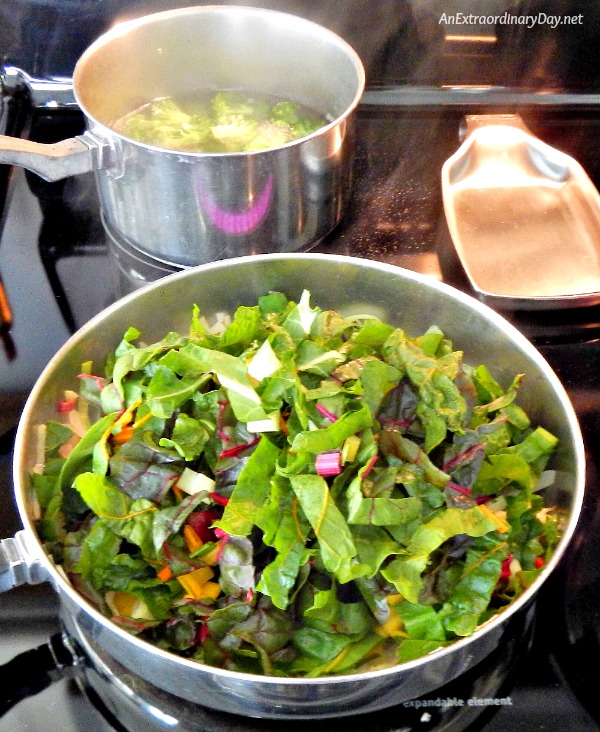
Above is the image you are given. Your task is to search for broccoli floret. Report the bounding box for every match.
[270,101,302,126]
[118,98,214,150]
[243,121,295,151]
[211,92,254,122]
[210,116,261,152]
[149,98,192,125]
[270,101,324,139]
[116,92,326,152]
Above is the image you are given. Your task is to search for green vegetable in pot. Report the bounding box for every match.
[113,90,326,153]
[33,291,562,677]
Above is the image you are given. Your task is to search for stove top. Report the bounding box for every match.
[2,65,600,732]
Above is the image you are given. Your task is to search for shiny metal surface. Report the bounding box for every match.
[442,114,600,310]
[104,215,184,294]
[61,600,535,731]
[6,253,586,719]
[1,65,78,109]
[0,531,48,592]
[0,132,97,182]
[0,5,365,266]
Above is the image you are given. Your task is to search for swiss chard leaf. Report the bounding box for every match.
[281,290,318,344]
[146,365,212,419]
[290,403,372,454]
[230,596,294,661]
[218,305,261,350]
[358,359,401,417]
[351,319,395,347]
[152,491,210,552]
[289,474,367,584]
[255,473,311,609]
[216,437,281,536]
[441,534,507,636]
[352,525,404,577]
[379,431,449,488]
[218,535,255,597]
[59,412,118,489]
[161,343,269,423]
[295,340,345,376]
[383,329,466,452]
[304,587,373,637]
[346,468,422,526]
[292,625,358,664]
[111,331,185,398]
[109,433,183,502]
[73,472,132,519]
[397,600,446,641]
[75,519,121,586]
[381,506,498,603]
[105,498,158,558]
[45,421,74,453]
[396,639,447,663]
[158,412,213,461]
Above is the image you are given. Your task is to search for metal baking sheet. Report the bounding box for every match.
[442,114,600,310]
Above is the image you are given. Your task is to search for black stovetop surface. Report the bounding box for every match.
[2,96,600,730]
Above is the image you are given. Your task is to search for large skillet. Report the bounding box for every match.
[0,253,585,719]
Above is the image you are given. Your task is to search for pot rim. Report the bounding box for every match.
[12,252,587,687]
[71,4,366,158]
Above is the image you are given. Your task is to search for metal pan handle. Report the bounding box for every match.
[0,633,83,717]
[0,530,50,592]
[0,133,101,181]
[1,64,77,111]
[0,65,114,181]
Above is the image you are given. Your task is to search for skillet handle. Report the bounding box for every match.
[0,530,50,592]
[0,633,83,716]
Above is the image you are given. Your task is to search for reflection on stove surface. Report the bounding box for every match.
[2,90,600,732]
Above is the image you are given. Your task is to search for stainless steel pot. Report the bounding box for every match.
[0,254,585,720]
[0,6,365,266]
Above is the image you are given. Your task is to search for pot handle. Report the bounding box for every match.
[0,632,83,717]
[0,131,108,182]
[0,64,109,181]
[0,530,51,592]
[2,64,77,110]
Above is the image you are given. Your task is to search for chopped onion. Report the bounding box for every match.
[58,433,81,459]
[509,557,522,575]
[176,468,215,496]
[535,506,552,524]
[316,451,342,477]
[247,411,281,433]
[298,290,317,334]
[204,311,232,335]
[31,424,47,475]
[28,488,41,521]
[343,306,387,322]
[247,340,282,382]
[68,408,88,438]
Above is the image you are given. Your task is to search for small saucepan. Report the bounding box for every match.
[0,6,365,266]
